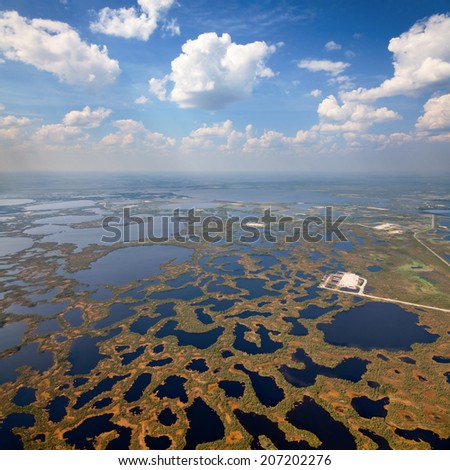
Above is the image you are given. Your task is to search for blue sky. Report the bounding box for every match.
[0,0,449,174]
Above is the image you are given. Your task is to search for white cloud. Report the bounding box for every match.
[134,95,149,105]
[163,18,180,36]
[149,76,169,101]
[309,89,322,97]
[100,119,174,149]
[149,32,277,110]
[427,133,450,142]
[0,103,4,111]
[298,59,349,76]
[416,93,450,131]
[0,127,21,140]
[343,14,450,102]
[0,11,120,85]
[315,94,401,133]
[325,40,341,51]
[33,124,85,143]
[243,127,321,154]
[0,115,31,127]
[63,106,111,128]
[181,120,249,152]
[90,0,176,41]
[0,114,31,140]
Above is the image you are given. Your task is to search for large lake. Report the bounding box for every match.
[71,244,194,285]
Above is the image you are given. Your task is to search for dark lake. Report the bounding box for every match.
[0,413,35,449]
[218,380,245,398]
[186,358,208,373]
[233,323,282,354]
[207,277,239,295]
[0,342,53,384]
[145,435,171,450]
[360,428,391,449]
[72,245,193,285]
[73,375,128,409]
[67,335,108,375]
[158,408,178,426]
[35,318,62,335]
[63,413,131,449]
[167,271,197,288]
[235,364,284,407]
[195,308,214,325]
[279,348,368,388]
[64,308,84,327]
[226,309,271,320]
[6,300,70,317]
[0,321,27,352]
[395,427,450,450]
[283,316,308,336]
[93,301,144,330]
[399,356,416,364]
[367,265,382,272]
[156,320,224,349]
[432,355,450,364]
[149,284,203,301]
[300,304,340,320]
[120,345,146,365]
[147,357,173,367]
[334,241,354,251]
[254,254,279,271]
[351,396,389,419]
[184,397,224,449]
[13,387,36,406]
[47,396,70,423]
[124,373,152,403]
[194,298,240,312]
[235,278,279,299]
[287,396,356,449]
[200,255,244,276]
[317,302,438,351]
[234,409,310,450]
[155,375,188,403]
[130,302,177,335]
[93,397,113,409]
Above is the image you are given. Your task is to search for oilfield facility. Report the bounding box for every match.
[320,271,367,294]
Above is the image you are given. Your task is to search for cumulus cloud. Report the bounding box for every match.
[243,127,320,153]
[181,120,250,152]
[342,14,450,102]
[315,94,401,133]
[90,0,176,41]
[415,93,450,142]
[100,119,174,149]
[149,32,277,110]
[33,124,85,143]
[309,89,322,97]
[0,114,30,140]
[0,114,32,140]
[416,94,450,131]
[63,106,111,128]
[325,40,341,51]
[0,115,31,127]
[0,11,120,85]
[298,59,349,76]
